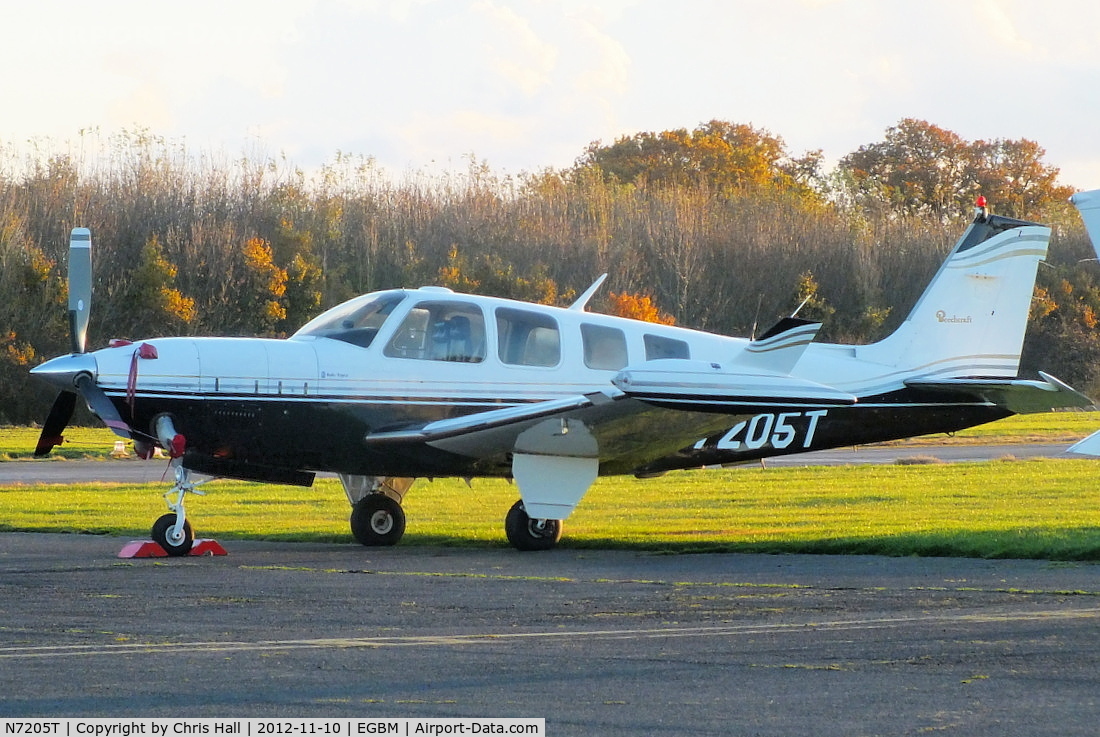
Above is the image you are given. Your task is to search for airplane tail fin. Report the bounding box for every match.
[1067,189,1100,454]
[855,209,1050,382]
[1072,189,1100,258]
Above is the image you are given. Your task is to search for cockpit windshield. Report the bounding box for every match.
[292,291,407,347]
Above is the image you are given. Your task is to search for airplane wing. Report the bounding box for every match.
[364,390,623,449]
[361,365,854,520]
[365,358,857,457]
[904,371,1093,414]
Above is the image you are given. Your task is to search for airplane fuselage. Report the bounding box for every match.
[61,285,1011,483]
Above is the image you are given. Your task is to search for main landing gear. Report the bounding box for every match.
[150,462,207,556]
[505,500,563,551]
[350,494,406,546]
[338,476,566,550]
[341,475,414,546]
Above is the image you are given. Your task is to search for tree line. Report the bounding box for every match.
[0,120,1096,424]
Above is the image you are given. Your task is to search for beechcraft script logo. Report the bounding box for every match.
[936,309,972,324]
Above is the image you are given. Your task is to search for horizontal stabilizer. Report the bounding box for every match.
[613,359,856,411]
[734,317,822,375]
[1067,429,1100,457]
[904,372,1093,414]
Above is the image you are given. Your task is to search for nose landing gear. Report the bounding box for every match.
[150,462,208,556]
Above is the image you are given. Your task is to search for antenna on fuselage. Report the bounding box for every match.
[790,293,812,318]
[749,293,763,340]
[568,274,608,311]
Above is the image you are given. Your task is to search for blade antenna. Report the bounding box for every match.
[790,293,812,318]
[569,274,608,311]
[749,293,763,341]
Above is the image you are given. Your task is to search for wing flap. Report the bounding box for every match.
[904,371,1093,414]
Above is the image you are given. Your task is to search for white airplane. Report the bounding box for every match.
[1063,189,1100,458]
[31,200,1091,554]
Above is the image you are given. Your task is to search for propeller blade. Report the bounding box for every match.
[75,373,132,440]
[68,228,92,354]
[34,390,77,457]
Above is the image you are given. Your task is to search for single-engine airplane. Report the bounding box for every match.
[31,200,1092,553]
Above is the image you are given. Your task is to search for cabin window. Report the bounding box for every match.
[292,291,405,348]
[581,323,628,370]
[384,301,486,362]
[496,307,560,367]
[644,334,690,360]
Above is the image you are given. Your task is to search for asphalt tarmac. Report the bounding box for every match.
[2,531,1100,735]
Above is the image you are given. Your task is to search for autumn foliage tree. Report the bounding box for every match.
[577,120,823,198]
[106,236,196,333]
[839,118,1073,221]
[604,292,676,325]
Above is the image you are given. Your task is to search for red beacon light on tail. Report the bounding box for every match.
[975,195,989,222]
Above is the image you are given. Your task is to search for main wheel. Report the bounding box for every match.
[504,500,562,551]
[350,495,406,546]
[152,513,194,556]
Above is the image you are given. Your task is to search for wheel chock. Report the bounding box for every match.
[190,539,228,556]
[117,539,228,558]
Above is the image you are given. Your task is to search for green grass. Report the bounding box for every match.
[4,412,1100,559]
[904,409,1100,444]
[5,458,1100,560]
[0,425,128,460]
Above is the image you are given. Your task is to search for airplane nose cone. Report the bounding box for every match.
[30,353,98,390]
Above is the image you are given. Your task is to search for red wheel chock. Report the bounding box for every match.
[117,539,228,558]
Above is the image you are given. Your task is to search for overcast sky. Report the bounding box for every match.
[4,0,1099,189]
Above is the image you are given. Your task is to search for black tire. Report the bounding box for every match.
[151,513,194,556]
[504,500,562,551]
[350,495,406,546]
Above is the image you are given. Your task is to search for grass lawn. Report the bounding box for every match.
[4,456,1100,560]
[4,411,1100,559]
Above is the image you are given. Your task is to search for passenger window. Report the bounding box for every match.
[496,307,560,367]
[384,301,486,362]
[644,334,690,360]
[581,324,628,370]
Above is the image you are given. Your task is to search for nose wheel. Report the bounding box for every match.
[152,512,194,556]
[150,462,206,556]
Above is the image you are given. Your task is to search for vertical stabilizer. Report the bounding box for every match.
[1067,189,1100,457]
[1072,189,1100,257]
[856,214,1049,380]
